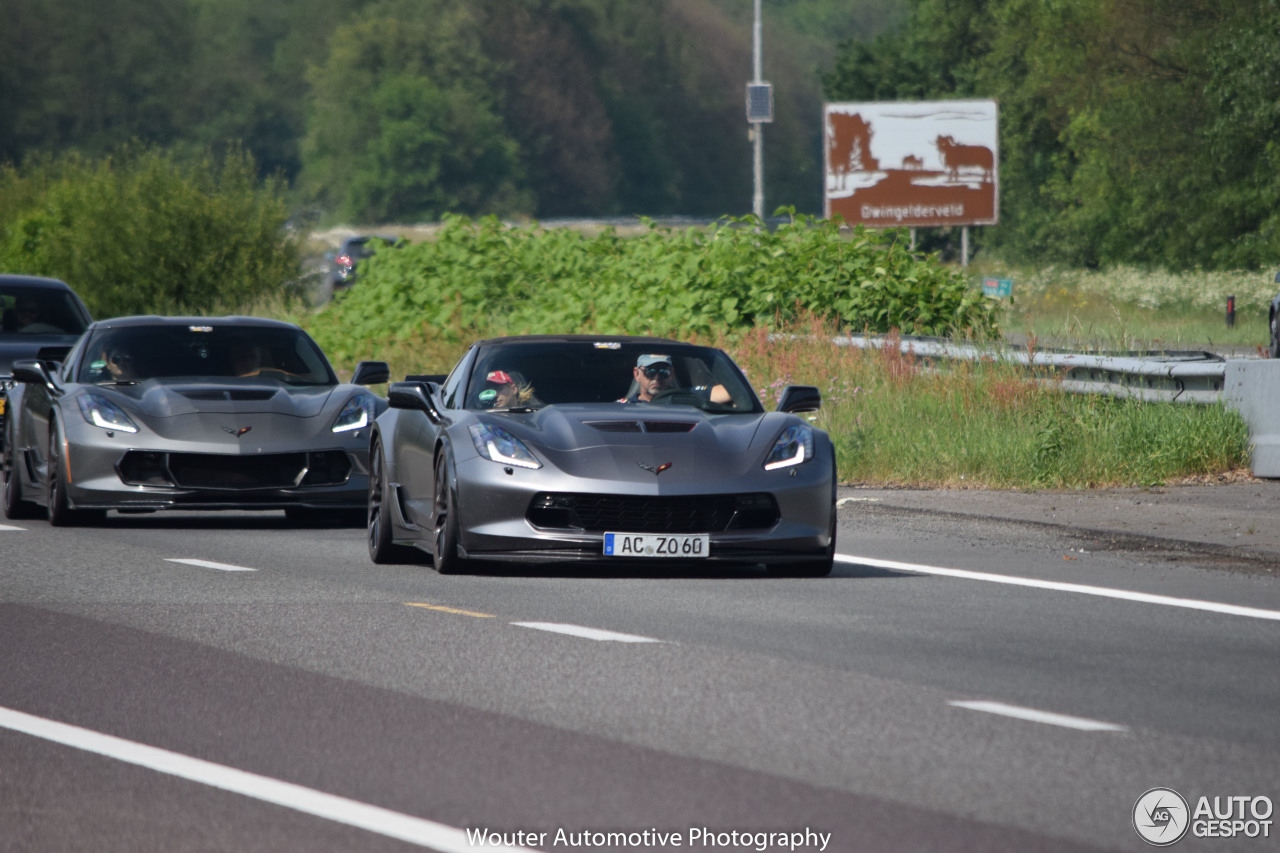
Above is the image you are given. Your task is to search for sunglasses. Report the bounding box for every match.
[641,366,671,379]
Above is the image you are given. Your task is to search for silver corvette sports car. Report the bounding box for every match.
[2,316,388,525]
[367,335,836,575]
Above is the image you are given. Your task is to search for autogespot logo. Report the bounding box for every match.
[1134,788,1190,846]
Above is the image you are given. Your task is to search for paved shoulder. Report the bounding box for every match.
[838,478,1280,567]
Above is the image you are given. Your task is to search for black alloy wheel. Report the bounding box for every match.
[3,440,41,520]
[46,419,104,526]
[430,453,467,575]
[367,439,415,564]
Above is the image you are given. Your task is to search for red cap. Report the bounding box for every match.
[486,370,514,385]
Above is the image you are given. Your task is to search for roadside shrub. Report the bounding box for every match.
[302,211,999,362]
[0,144,301,318]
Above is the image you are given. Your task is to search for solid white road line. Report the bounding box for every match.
[511,622,665,643]
[166,558,257,573]
[835,554,1280,621]
[948,700,1128,732]
[0,706,538,852]
[0,524,24,531]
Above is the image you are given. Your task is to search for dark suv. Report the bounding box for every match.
[1,275,92,455]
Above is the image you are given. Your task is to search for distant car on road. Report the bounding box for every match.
[0,275,93,457]
[323,235,399,298]
[367,334,837,575]
[3,315,389,525]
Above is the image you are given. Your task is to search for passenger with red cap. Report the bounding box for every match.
[480,369,539,408]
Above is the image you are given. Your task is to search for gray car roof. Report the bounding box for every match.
[0,274,77,290]
[87,315,303,330]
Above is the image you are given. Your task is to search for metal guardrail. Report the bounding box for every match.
[831,334,1230,403]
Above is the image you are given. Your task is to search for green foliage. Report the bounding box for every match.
[300,212,998,366]
[810,347,1250,488]
[300,0,532,223]
[0,145,301,318]
[824,0,1280,271]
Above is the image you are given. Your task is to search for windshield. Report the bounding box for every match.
[0,286,89,336]
[465,340,763,413]
[77,324,337,386]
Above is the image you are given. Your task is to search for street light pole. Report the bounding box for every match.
[751,0,764,219]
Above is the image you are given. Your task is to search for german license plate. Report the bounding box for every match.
[604,532,709,558]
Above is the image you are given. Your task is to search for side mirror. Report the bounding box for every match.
[388,381,442,424]
[777,385,822,414]
[351,360,390,386]
[12,358,59,391]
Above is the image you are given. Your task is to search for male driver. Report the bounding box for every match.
[621,354,674,402]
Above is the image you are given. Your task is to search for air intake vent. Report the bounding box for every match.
[584,420,643,433]
[526,492,779,533]
[583,420,696,433]
[642,421,696,433]
[180,389,278,402]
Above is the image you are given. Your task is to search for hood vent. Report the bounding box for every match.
[583,419,696,434]
[643,420,696,433]
[179,389,279,402]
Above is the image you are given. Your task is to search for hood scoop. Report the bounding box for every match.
[583,419,696,434]
[179,389,279,402]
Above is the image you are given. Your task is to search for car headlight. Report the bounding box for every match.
[763,423,813,470]
[77,393,139,434]
[332,393,375,433]
[469,423,541,469]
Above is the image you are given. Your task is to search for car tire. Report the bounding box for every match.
[430,452,468,575]
[46,420,105,527]
[3,452,41,520]
[1271,311,1279,359]
[367,439,416,564]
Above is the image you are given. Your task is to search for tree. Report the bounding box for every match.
[823,0,1280,270]
[300,0,531,222]
[0,145,300,317]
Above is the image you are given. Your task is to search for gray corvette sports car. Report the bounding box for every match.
[3,316,389,525]
[367,335,836,575]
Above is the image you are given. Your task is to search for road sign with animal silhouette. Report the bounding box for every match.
[824,100,998,227]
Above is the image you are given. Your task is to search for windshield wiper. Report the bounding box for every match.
[489,405,539,413]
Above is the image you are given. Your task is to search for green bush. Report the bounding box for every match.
[304,211,999,362]
[0,144,301,318]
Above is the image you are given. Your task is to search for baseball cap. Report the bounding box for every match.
[635,354,671,368]
[485,370,514,385]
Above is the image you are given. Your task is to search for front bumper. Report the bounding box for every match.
[61,417,371,511]
[431,453,834,565]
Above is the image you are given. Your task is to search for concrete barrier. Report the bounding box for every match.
[1225,361,1280,477]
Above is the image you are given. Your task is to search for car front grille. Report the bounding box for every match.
[118,450,351,490]
[527,492,779,533]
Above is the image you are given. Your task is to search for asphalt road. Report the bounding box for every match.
[2,482,1279,853]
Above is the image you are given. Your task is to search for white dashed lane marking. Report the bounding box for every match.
[949,700,1128,732]
[166,558,257,573]
[511,622,666,643]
